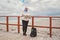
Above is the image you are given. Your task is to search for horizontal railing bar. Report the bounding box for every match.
[0,23,6,25]
[0,23,60,29]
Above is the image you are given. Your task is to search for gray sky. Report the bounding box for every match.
[0,0,60,16]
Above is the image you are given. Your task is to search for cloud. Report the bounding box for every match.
[0,0,60,16]
[30,0,38,3]
[29,0,60,10]
[27,0,60,16]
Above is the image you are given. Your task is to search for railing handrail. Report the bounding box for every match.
[0,16,60,37]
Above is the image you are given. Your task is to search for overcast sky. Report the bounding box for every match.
[0,0,60,16]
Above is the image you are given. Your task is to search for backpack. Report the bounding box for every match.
[30,28,37,37]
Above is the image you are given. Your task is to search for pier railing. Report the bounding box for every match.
[0,16,60,37]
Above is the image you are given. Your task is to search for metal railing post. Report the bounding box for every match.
[18,16,20,33]
[6,16,9,32]
[50,17,52,37]
[32,16,34,28]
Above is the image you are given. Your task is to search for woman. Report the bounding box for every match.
[21,7,31,36]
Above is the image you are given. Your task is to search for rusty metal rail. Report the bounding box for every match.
[0,16,60,37]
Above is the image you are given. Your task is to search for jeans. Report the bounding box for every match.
[22,20,29,34]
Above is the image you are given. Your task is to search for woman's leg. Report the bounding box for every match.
[25,21,29,34]
[22,20,29,35]
[22,20,25,33]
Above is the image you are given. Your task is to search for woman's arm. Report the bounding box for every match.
[26,14,31,19]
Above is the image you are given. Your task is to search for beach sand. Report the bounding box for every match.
[0,25,60,40]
